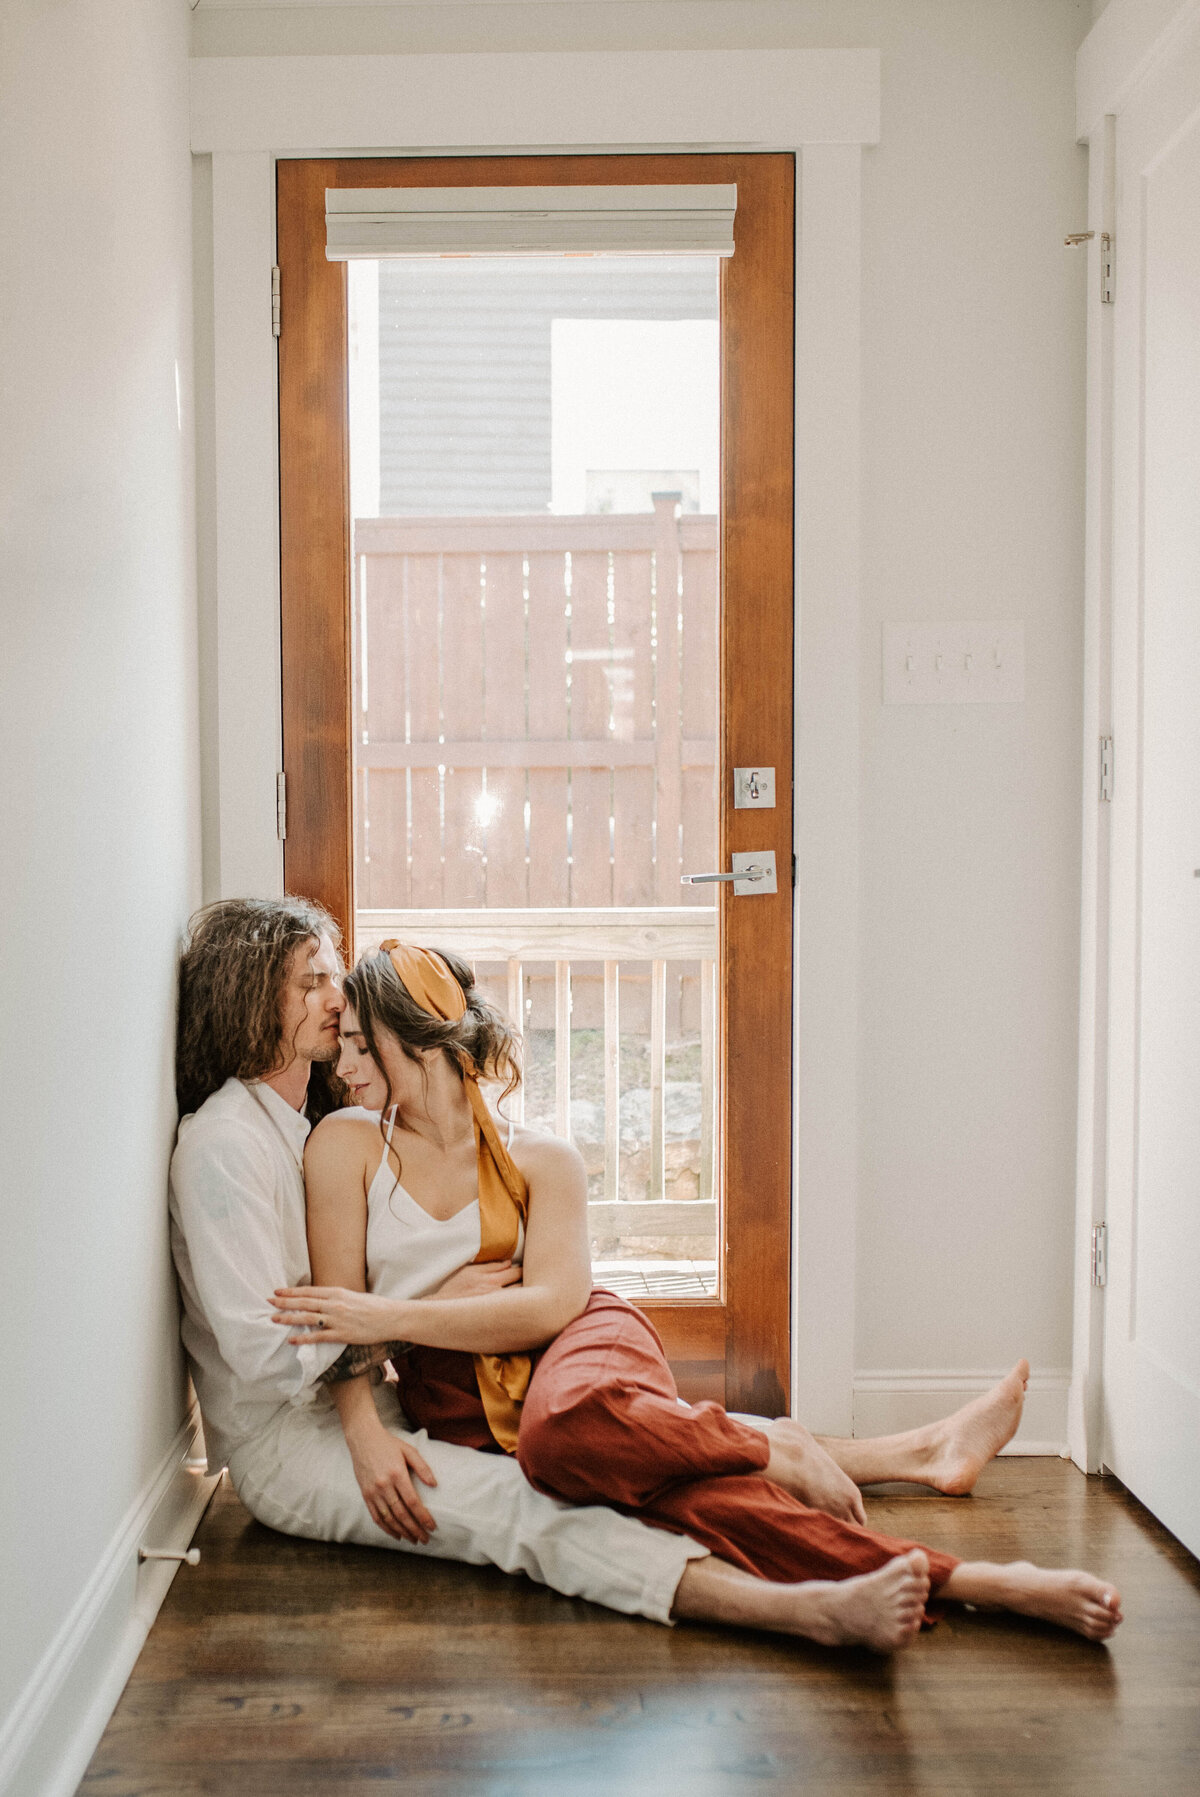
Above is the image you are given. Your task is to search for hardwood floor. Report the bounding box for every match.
[80,1460,1200,1795]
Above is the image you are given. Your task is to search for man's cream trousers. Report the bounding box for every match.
[228,1382,708,1625]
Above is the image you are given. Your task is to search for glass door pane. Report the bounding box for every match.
[347,253,721,1297]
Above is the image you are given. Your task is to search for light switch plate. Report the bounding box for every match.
[732,850,777,896]
[882,621,1025,704]
[734,766,776,808]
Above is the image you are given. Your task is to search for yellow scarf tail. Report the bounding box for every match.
[379,941,531,1453]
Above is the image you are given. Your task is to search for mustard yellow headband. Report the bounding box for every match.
[378,939,466,1023]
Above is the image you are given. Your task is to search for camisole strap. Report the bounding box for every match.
[506,1111,515,1151]
[384,1106,399,1149]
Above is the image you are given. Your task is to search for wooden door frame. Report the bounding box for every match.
[278,152,794,1413]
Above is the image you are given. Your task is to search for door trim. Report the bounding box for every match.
[190,49,880,156]
[1076,0,1200,142]
[1068,119,1115,1478]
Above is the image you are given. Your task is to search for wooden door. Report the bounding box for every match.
[278,153,794,1413]
[1103,41,1200,1556]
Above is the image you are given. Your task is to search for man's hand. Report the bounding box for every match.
[345,1426,439,1544]
[271,1285,400,1344]
[431,1259,523,1300]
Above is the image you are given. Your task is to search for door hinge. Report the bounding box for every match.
[1064,230,1113,305]
[1100,735,1113,803]
[276,770,287,841]
[271,266,281,338]
[1091,1222,1108,1288]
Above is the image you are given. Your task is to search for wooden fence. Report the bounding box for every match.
[352,495,719,922]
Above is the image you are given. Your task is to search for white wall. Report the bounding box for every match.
[191,0,1091,1439]
[853,1,1088,1436]
[0,1,199,1789]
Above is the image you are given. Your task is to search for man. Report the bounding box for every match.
[168,897,1031,1652]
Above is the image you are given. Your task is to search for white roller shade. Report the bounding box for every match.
[325,184,737,260]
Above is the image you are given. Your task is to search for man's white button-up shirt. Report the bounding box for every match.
[169,1076,341,1472]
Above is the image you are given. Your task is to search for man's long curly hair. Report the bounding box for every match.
[175,896,345,1124]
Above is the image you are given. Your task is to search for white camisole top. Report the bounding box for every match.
[362,1107,525,1303]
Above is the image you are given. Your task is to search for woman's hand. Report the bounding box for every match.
[345,1425,439,1544]
[271,1285,400,1345]
[431,1259,523,1301]
[764,1421,869,1527]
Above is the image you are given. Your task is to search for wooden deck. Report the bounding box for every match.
[80,1460,1200,1795]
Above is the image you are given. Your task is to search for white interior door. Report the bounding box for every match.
[1103,24,1200,1557]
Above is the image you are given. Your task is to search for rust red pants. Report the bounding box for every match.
[395,1290,959,1593]
[512,1292,959,1591]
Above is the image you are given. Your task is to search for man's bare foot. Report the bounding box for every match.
[766,1419,868,1524]
[789,1551,931,1652]
[923,1360,1030,1495]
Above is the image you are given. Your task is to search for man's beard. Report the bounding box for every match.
[309,1037,340,1065]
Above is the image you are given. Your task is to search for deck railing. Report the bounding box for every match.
[357,906,718,1256]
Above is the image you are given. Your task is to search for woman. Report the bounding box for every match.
[272,942,1122,1649]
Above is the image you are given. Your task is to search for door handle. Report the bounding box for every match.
[682,867,766,883]
[681,850,777,896]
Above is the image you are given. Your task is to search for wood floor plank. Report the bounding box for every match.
[79,1461,1200,1795]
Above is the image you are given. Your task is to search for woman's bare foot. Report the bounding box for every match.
[789,1551,931,1652]
[765,1419,868,1524]
[923,1360,1030,1495]
[998,1563,1123,1640]
[944,1560,1123,1641]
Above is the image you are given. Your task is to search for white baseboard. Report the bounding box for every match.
[0,1403,220,1797]
[852,1368,1071,1456]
